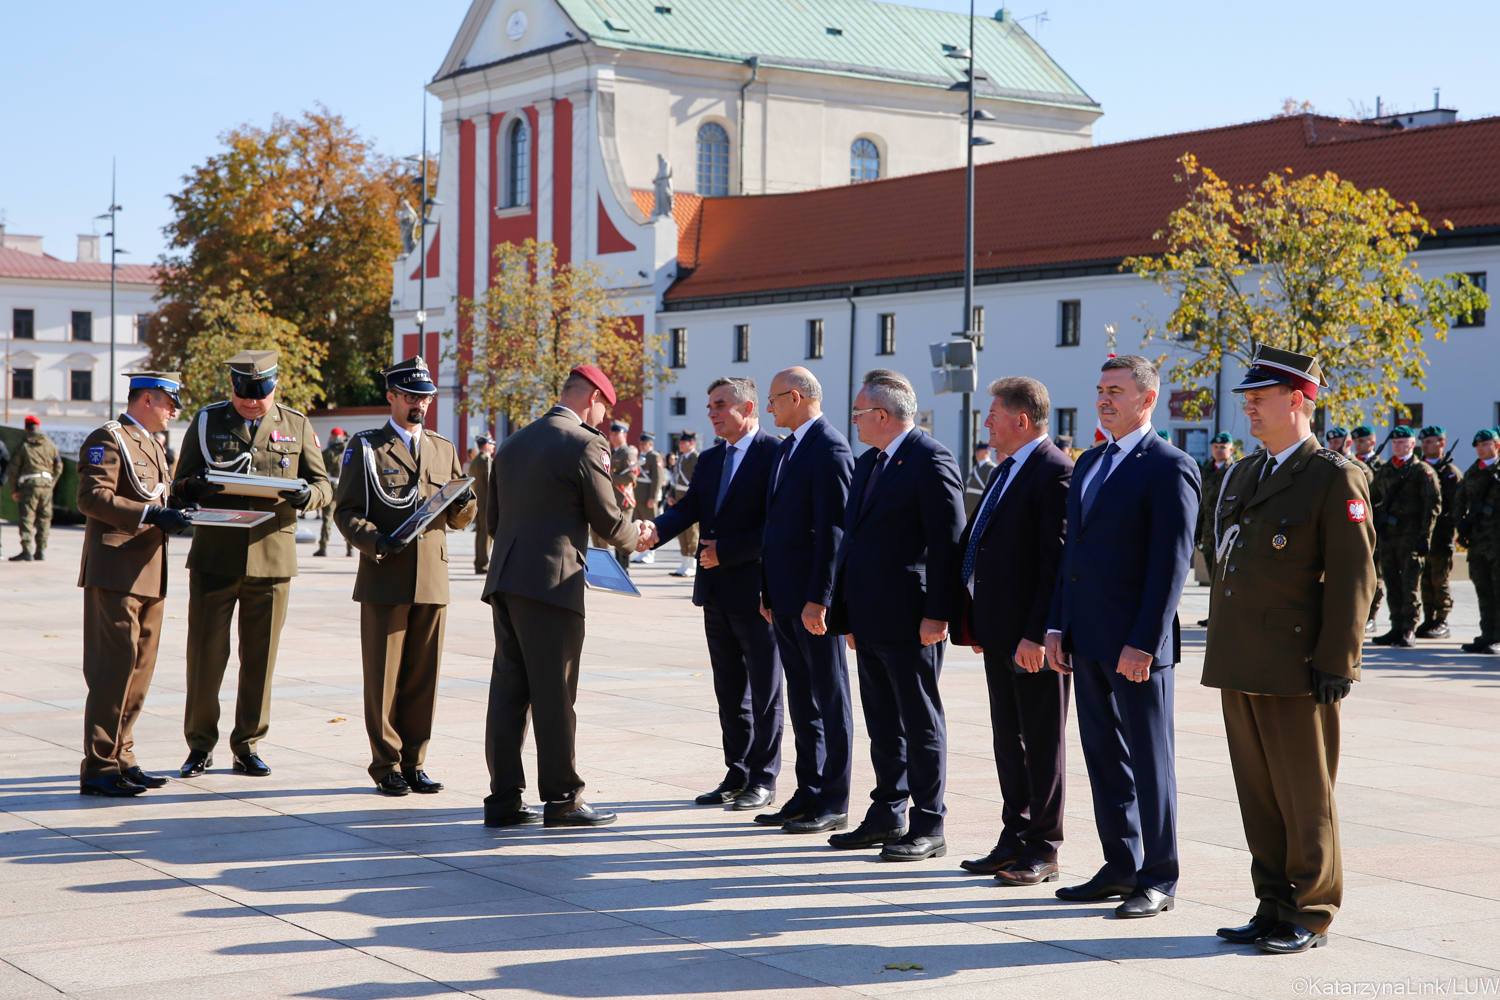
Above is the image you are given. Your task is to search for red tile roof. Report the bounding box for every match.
[0,246,160,285]
[630,190,705,269]
[666,114,1500,302]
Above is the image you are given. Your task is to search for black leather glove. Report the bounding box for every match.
[177,470,225,504]
[1415,538,1430,556]
[452,486,476,510]
[1310,668,1352,705]
[143,504,193,536]
[279,484,312,509]
[375,533,411,557]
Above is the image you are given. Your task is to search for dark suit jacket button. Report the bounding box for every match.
[1228,564,1235,572]
[1224,589,1232,596]
[1071,574,1078,582]
[1294,626,1302,633]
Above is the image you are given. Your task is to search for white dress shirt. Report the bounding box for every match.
[550,404,582,424]
[1075,422,1154,498]
[776,415,821,486]
[1259,435,1314,481]
[388,417,423,457]
[720,426,759,489]
[982,434,1045,508]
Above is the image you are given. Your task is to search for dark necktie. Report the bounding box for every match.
[774,435,796,490]
[961,456,1016,584]
[859,451,889,513]
[714,444,737,513]
[1261,456,1278,483]
[1081,441,1121,521]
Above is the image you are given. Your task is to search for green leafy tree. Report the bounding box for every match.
[1127,154,1490,426]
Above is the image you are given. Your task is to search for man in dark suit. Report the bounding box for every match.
[827,369,965,862]
[481,365,650,829]
[647,376,784,812]
[756,366,855,833]
[1045,355,1200,917]
[953,377,1074,884]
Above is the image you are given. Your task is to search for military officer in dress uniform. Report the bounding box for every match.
[591,421,638,572]
[1202,346,1375,954]
[76,373,195,795]
[1416,426,1462,639]
[172,350,333,778]
[469,435,495,575]
[8,415,64,561]
[963,442,998,518]
[316,427,351,557]
[334,357,476,795]
[631,432,665,564]
[669,431,700,577]
[1369,426,1440,648]
[1455,429,1500,654]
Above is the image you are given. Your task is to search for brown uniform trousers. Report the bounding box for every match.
[469,450,492,573]
[75,417,174,779]
[335,422,475,779]
[670,448,700,556]
[172,402,332,757]
[1203,440,1375,935]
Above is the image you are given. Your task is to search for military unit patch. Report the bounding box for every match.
[87,446,104,465]
[343,447,354,467]
[1348,499,1367,522]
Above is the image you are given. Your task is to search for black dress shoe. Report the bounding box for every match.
[376,773,410,796]
[484,804,544,827]
[732,785,774,811]
[959,848,1020,875]
[1217,914,1280,943]
[545,802,618,827]
[753,800,810,826]
[180,750,213,777]
[122,766,169,789]
[1116,886,1174,918]
[695,782,745,805]
[1255,921,1327,954]
[783,812,848,834]
[402,770,443,793]
[995,859,1060,885]
[829,822,906,849]
[881,833,946,862]
[1056,874,1134,902]
[232,753,271,776]
[80,776,145,797]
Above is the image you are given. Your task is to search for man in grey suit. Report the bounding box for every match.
[481,365,654,829]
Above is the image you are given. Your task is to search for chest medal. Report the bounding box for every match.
[280,457,291,468]
[1272,533,1287,550]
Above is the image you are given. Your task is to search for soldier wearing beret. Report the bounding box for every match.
[1416,426,1462,639]
[1454,428,1500,654]
[1369,425,1440,647]
[591,421,638,572]
[1350,425,1383,471]
[1202,346,1375,954]
[1196,432,1237,580]
[335,356,476,795]
[1329,426,1377,630]
[7,415,63,562]
[172,350,333,779]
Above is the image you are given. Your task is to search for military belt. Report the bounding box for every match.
[18,472,53,484]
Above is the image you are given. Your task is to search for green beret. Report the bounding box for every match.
[1389,425,1414,439]
[1210,432,1232,444]
[1326,427,1349,438]
[1351,425,1374,438]
[1474,428,1499,446]
[1420,425,1445,439]
[1157,430,1170,441]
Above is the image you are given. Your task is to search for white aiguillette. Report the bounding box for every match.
[184,508,276,528]
[205,470,308,499]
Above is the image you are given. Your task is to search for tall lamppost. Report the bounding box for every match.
[405,98,444,343]
[95,159,127,415]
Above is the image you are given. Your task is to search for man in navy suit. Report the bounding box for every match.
[953,377,1075,885]
[827,369,965,862]
[1045,355,1200,918]
[648,376,784,812]
[757,367,855,834]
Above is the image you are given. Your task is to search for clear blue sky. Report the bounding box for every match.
[3,0,1495,265]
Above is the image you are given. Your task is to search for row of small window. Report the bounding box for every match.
[9,309,152,342]
[667,308,987,368]
[10,368,93,401]
[694,124,882,197]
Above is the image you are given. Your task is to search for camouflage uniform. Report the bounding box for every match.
[1369,450,1440,642]
[7,428,63,560]
[319,436,351,556]
[1454,443,1500,652]
[591,440,638,571]
[1196,457,1233,578]
[1419,449,1462,633]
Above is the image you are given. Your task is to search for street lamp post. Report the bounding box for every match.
[96,159,126,415]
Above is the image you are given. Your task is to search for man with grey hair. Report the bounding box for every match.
[826,369,965,861]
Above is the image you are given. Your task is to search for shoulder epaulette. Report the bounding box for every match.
[204,401,229,411]
[276,402,307,418]
[1314,448,1350,468]
[353,428,380,438]
[426,430,450,442]
[102,420,121,431]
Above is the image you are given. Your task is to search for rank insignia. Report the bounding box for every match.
[1272,534,1287,550]
[87,445,104,465]
[1347,499,1367,522]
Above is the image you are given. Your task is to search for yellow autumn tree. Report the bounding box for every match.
[448,239,673,427]
[1127,154,1490,426]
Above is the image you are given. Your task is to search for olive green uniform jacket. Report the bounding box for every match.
[76,418,174,598]
[172,402,333,578]
[1202,438,1376,696]
[1370,457,1440,544]
[634,449,665,511]
[1456,460,1500,551]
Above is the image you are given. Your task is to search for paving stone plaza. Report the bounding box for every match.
[2,525,1499,999]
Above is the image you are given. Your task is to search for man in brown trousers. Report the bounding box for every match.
[482,364,653,828]
[76,372,194,795]
[1202,346,1376,954]
[172,350,333,778]
[336,357,476,795]
[469,435,495,574]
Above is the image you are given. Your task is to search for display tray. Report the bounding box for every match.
[388,477,475,543]
[584,546,642,597]
[184,508,276,528]
[205,470,307,499]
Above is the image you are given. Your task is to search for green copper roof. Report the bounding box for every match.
[558,0,1098,110]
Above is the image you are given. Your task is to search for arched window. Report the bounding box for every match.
[504,118,529,208]
[850,138,880,183]
[696,122,730,197]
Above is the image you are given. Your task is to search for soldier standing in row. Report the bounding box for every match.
[469,435,495,575]
[76,373,195,795]
[668,431,700,577]
[1416,426,1462,640]
[172,350,333,778]
[315,428,351,558]
[335,357,476,796]
[592,420,637,572]
[963,441,998,518]
[8,415,63,562]
[1193,432,1236,624]
[632,432,665,564]
[1204,346,1375,954]
[1369,425,1440,648]
[1455,428,1500,654]
[1349,425,1383,633]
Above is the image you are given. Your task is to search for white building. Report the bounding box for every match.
[1,228,159,455]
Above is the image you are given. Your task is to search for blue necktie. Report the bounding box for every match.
[774,434,796,491]
[961,456,1015,584]
[1081,442,1121,521]
[715,444,737,514]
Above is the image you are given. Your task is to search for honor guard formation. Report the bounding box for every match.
[43,341,1495,956]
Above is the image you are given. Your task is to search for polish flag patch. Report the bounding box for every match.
[1348,499,1367,523]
